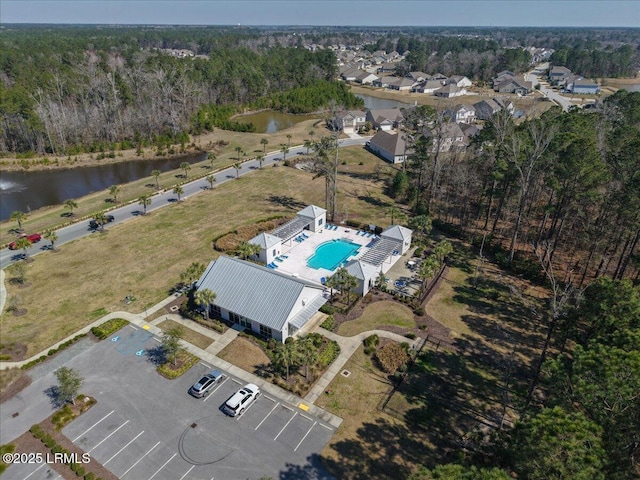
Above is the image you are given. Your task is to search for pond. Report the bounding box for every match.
[0,152,207,221]
[234,110,318,133]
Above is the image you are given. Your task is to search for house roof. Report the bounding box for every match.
[344,259,379,281]
[388,77,416,88]
[369,131,407,156]
[298,205,326,219]
[381,225,412,242]
[474,98,501,113]
[573,79,599,88]
[368,108,405,124]
[435,83,463,95]
[196,256,325,331]
[550,66,571,75]
[249,233,281,249]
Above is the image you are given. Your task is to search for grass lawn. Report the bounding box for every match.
[0,147,396,358]
[217,336,271,377]
[337,301,416,336]
[317,346,432,480]
[156,320,214,350]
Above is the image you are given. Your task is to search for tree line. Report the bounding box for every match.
[392,90,640,286]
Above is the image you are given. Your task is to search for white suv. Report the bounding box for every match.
[222,383,260,417]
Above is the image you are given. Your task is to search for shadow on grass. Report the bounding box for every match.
[268,195,307,211]
[357,194,391,209]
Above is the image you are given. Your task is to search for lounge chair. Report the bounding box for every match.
[321,277,326,285]
[356,230,361,235]
[302,233,309,239]
[281,255,288,259]
[275,257,283,262]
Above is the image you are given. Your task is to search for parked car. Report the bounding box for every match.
[189,370,224,398]
[89,214,115,229]
[222,383,260,416]
[8,233,41,250]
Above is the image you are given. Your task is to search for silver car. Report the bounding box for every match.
[222,383,260,416]
[189,370,224,398]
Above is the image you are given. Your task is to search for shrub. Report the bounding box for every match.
[157,351,199,379]
[91,318,129,339]
[84,473,96,480]
[413,246,424,257]
[317,341,340,367]
[320,316,336,331]
[375,342,410,373]
[52,404,75,430]
[319,304,336,315]
[363,334,380,348]
[413,307,425,316]
[405,333,417,340]
[76,466,86,477]
[345,219,362,228]
[364,346,376,355]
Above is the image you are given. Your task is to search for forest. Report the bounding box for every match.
[397,91,639,479]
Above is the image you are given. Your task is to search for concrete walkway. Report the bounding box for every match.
[1,291,423,428]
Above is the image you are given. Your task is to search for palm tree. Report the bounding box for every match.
[388,206,407,226]
[342,272,358,304]
[260,138,268,154]
[208,153,216,169]
[93,212,107,231]
[304,140,312,155]
[108,185,121,204]
[206,175,216,189]
[257,155,264,169]
[298,336,319,379]
[180,162,191,179]
[44,230,58,251]
[10,211,27,232]
[173,185,184,201]
[232,163,241,179]
[14,237,32,259]
[433,240,453,264]
[375,271,388,290]
[151,169,161,189]
[237,241,260,260]
[308,130,315,142]
[418,256,440,296]
[194,288,217,320]
[180,261,206,286]
[235,146,243,161]
[64,199,78,216]
[138,195,151,214]
[280,145,289,162]
[286,134,292,147]
[272,340,300,382]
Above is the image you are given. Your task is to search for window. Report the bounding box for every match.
[273,248,276,256]
[260,324,272,338]
[211,305,221,319]
[230,312,251,329]
[318,218,323,226]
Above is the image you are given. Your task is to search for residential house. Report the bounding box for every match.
[549,65,572,86]
[444,104,476,124]
[492,70,515,88]
[195,256,327,342]
[459,122,480,141]
[568,79,600,95]
[429,72,448,82]
[447,75,473,88]
[372,76,395,88]
[377,62,397,74]
[356,71,379,85]
[412,79,446,94]
[367,130,409,163]
[366,108,406,131]
[473,97,515,121]
[340,67,361,82]
[425,123,466,152]
[494,75,532,96]
[387,77,416,91]
[329,110,367,134]
[434,83,467,98]
[407,71,429,83]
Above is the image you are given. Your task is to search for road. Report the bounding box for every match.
[0,136,371,269]
[525,63,572,112]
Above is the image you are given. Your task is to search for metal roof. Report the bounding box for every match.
[298,205,326,219]
[358,237,402,266]
[249,233,281,249]
[289,295,328,329]
[382,225,412,242]
[271,217,311,241]
[196,256,325,331]
[345,259,379,280]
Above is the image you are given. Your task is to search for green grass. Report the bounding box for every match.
[0,148,396,357]
[157,320,214,350]
[338,301,416,336]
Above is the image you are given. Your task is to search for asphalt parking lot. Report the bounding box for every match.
[5,325,336,480]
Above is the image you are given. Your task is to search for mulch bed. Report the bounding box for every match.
[0,342,28,361]
[11,399,118,480]
[0,372,31,404]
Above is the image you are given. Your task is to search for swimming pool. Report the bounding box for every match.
[307,239,361,271]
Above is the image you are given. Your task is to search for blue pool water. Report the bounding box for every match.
[307,240,360,270]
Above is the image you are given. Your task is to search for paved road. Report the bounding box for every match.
[526,65,572,112]
[0,137,371,270]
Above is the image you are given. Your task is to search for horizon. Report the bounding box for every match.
[2,1,639,28]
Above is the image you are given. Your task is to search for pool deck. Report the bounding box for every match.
[272,226,402,284]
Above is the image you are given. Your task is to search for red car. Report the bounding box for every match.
[8,233,42,250]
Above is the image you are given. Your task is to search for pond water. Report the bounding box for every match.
[234,110,318,133]
[0,152,206,221]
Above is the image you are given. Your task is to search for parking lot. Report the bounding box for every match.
[5,325,336,480]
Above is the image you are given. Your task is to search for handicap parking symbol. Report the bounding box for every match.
[135,349,145,356]
[111,336,120,342]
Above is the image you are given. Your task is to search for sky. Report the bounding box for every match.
[1,0,639,28]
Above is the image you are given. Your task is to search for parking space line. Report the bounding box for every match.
[179,465,195,480]
[300,413,313,421]
[263,395,276,402]
[147,453,176,480]
[120,441,160,477]
[255,402,280,430]
[129,325,138,330]
[281,404,294,412]
[274,412,297,441]
[318,423,333,431]
[153,338,161,343]
[230,378,242,385]
[294,421,317,452]
[72,410,115,441]
[200,363,212,369]
[203,376,228,403]
[104,431,144,465]
[22,463,45,480]
[236,396,260,421]
[88,420,130,452]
